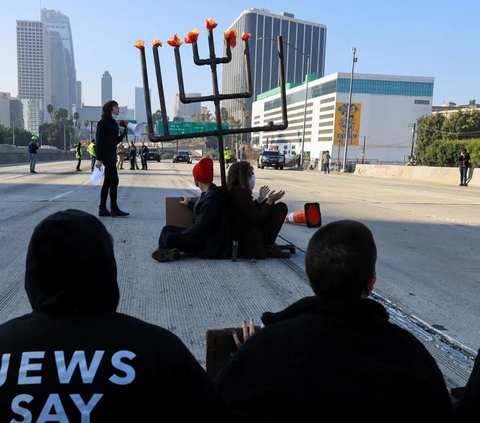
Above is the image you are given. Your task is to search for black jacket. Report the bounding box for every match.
[141,146,149,155]
[183,183,232,259]
[95,118,125,162]
[0,210,229,422]
[214,296,453,422]
[129,145,137,159]
[458,152,470,168]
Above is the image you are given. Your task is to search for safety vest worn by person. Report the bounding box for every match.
[225,149,231,160]
[75,146,83,159]
[87,143,96,157]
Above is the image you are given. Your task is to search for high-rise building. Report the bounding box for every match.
[16,20,51,131]
[10,98,24,130]
[174,93,201,119]
[48,30,69,111]
[41,8,77,113]
[76,81,82,108]
[101,71,113,106]
[223,9,327,124]
[0,92,11,128]
[135,87,151,124]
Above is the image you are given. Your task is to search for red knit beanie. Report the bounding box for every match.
[193,158,214,183]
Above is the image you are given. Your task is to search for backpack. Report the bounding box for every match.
[28,142,33,153]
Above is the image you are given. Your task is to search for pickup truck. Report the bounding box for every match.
[258,150,285,170]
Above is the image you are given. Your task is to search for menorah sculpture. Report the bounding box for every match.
[135,19,289,187]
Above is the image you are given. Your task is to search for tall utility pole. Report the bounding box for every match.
[362,136,366,164]
[342,47,358,172]
[410,123,416,158]
[64,124,66,150]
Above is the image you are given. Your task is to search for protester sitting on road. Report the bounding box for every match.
[152,157,231,262]
[227,161,289,259]
[450,347,480,422]
[0,209,230,422]
[214,220,453,422]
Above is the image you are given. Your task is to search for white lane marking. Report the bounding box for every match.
[0,174,25,181]
[47,179,93,202]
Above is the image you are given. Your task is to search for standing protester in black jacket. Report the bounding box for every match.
[152,157,231,262]
[95,101,129,217]
[0,210,231,423]
[458,148,470,186]
[128,141,138,170]
[214,220,453,422]
[141,142,149,170]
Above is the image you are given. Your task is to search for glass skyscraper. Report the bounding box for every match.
[222,9,327,126]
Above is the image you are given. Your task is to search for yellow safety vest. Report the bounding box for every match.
[87,143,96,157]
[225,149,231,159]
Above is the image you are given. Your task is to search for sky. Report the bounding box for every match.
[0,0,479,117]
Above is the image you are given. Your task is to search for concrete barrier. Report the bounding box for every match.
[354,164,480,187]
[0,145,75,165]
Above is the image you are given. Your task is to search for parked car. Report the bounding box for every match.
[173,151,192,163]
[258,150,285,169]
[146,151,161,162]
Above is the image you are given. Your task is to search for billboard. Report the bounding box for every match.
[333,102,361,146]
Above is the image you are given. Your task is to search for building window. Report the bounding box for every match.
[414,99,430,105]
[337,78,434,97]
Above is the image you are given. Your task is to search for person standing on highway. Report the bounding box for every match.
[0,209,231,422]
[458,148,470,186]
[87,139,96,172]
[28,136,39,173]
[225,147,232,169]
[323,151,331,174]
[117,142,125,170]
[128,141,138,170]
[75,142,83,171]
[141,142,149,170]
[95,100,129,217]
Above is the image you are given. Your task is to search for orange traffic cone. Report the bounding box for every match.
[285,202,322,228]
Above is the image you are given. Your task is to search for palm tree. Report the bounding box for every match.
[73,112,79,121]
[47,104,54,121]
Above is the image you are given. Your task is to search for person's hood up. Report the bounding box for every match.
[25,209,119,314]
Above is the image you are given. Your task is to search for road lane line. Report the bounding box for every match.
[46,179,93,202]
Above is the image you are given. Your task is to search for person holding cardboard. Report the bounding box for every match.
[152,157,231,262]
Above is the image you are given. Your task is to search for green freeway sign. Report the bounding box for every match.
[158,121,229,135]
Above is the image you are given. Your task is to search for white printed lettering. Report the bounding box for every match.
[10,394,33,423]
[55,351,104,384]
[0,353,11,387]
[109,350,136,385]
[36,394,69,423]
[70,394,103,423]
[18,352,44,385]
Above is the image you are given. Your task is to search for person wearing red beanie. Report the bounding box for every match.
[152,158,232,262]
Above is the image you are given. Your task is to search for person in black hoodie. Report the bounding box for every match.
[0,209,231,422]
[214,220,453,422]
[152,157,231,262]
[141,142,149,170]
[94,100,129,217]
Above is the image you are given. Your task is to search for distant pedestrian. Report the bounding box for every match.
[458,148,470,186]
[225,147,232,169]
[323,151,331,174]
[141,142,149,170]
[117,142,125,170]
[28,136,39,173]
[75,142,83,171]
[129,141,138,170]
[87,139,96,172]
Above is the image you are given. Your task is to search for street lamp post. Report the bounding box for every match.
[342,47,358,173]
[258,38,310,165]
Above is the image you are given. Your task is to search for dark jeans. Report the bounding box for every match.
[141,155,147,169]
[76,158,81,170]
[459,166,468,185]
[324,163,330,173]
[158,225,203,254]
[29,153,37,172]
[100,160,119,209]
[91,156,96,170]
[262,202,288,246]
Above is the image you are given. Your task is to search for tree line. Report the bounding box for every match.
[415,109,480,167]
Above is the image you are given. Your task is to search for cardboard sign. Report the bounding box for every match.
[165,197,197,228]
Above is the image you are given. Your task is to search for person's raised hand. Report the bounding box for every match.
[232,318,265,348]
[258,185,270,202]
[266,190,285,205]
[179,196,191,206]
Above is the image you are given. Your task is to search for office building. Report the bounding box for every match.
[101,71,113,106]
[78,105,134,123]
[16,20,52,131]
[432,99,480,116]
[174,93,201,119]
[251,72,434,164]
[135,87,151,124]
[41,8,77,112]
[223,9,327,126]
[48,30,69,111]
[0,92,11,128]
[10,98,24,129]
[76,81,82,108]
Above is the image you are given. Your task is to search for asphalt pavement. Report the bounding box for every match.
[0,159,478,387]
